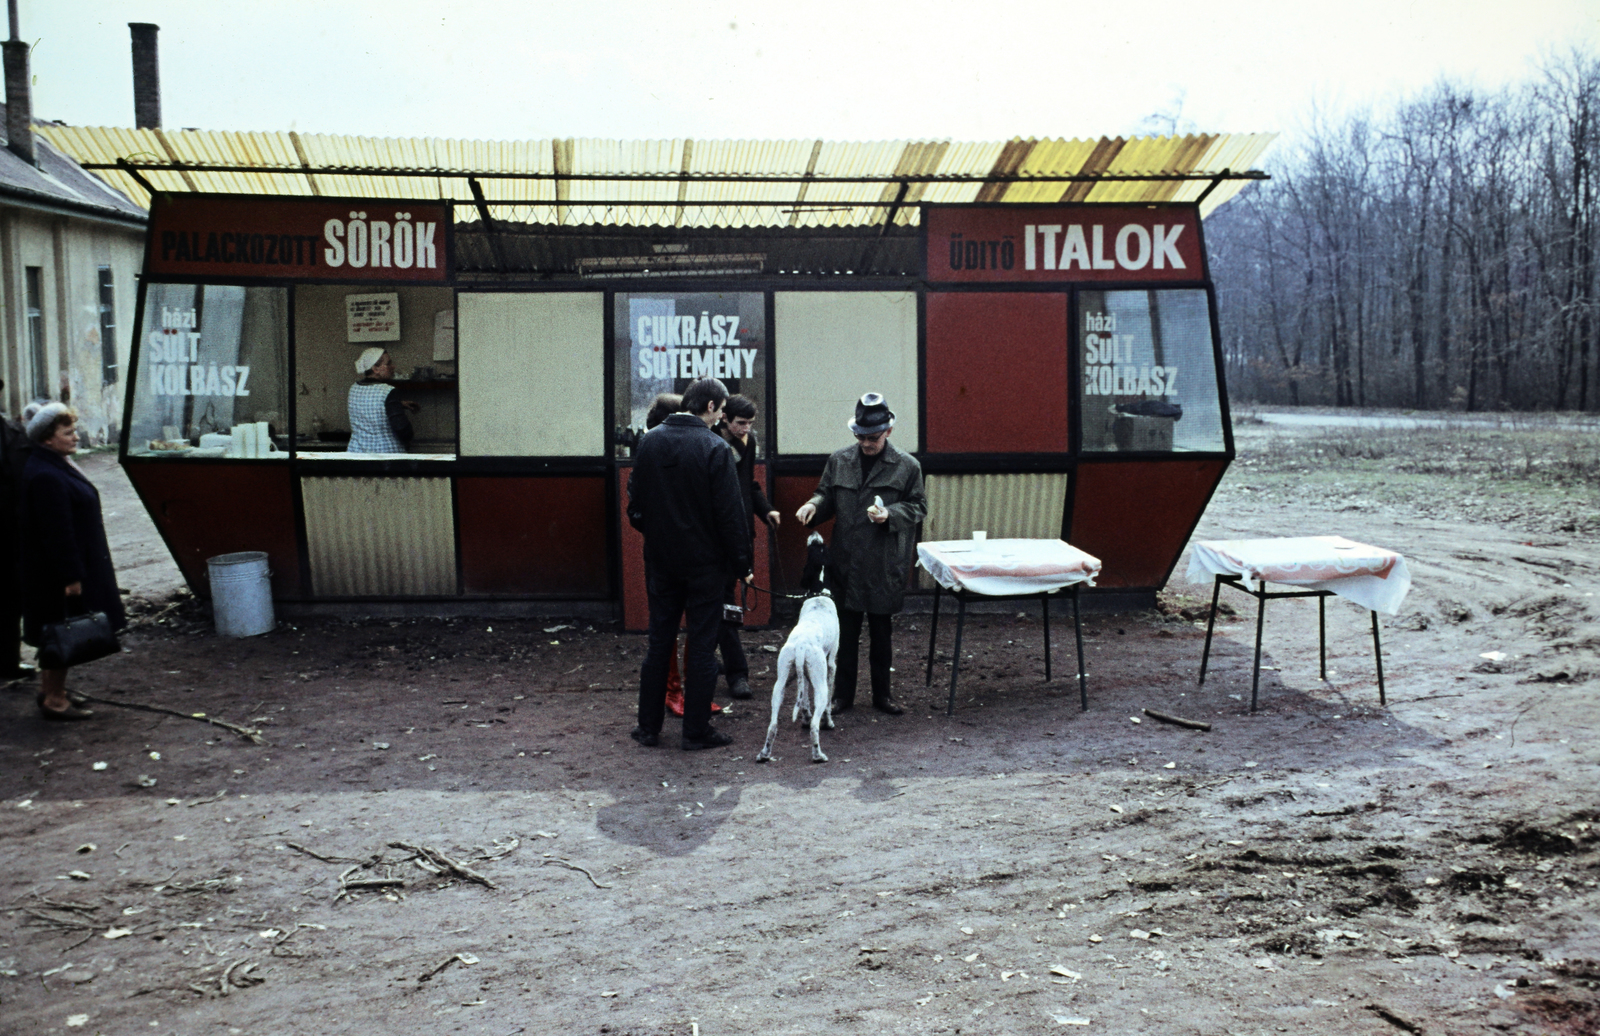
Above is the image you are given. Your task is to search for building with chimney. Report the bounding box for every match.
[0,6,146,439]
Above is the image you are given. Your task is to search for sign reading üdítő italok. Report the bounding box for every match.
[924,204,1205,284]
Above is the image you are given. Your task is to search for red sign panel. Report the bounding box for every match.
[146,195,452,282]
[925,204,1204,284]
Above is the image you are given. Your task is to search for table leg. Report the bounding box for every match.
[925,582,942,686]
[1251,589,1267,714]
[1371,611,1386,706]
[1041,592,1052,683]
[1199,575,1223,685]
[1319,594,1327,681]
[1072,586,1087,711]
[946,595,967,717]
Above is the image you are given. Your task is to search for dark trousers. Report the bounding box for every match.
[639,566,725,740]
[716,579,748,684]
[835,608,893,708]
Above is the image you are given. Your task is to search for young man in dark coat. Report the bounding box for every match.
[627,378,750,750]
[22,403,126,719]
[796,392,927,714]
[714,393,780,700]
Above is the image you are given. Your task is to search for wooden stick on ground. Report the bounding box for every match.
[1142,708,1212,732]
[285,842,354,864]
[388,842,496,889]
[541,858,612,889]
[71,693,267,745]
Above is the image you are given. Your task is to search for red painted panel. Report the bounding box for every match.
[619,465,774,632]
[772,475,823,596]
[457,477,607,596]
[618,468,649,632]
[1069,460,1227,589]
[123,461,302,597]
[925,292,1068,453]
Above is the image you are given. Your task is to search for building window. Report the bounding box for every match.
[98,266,118,384]
[25,266,45,400]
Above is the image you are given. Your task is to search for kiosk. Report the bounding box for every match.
[42,129,1273,627]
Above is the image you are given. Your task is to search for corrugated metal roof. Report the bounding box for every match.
[38,127,1274,228]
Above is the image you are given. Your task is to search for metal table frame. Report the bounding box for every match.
[924,581,1088,715]
[1197,573,1387,712]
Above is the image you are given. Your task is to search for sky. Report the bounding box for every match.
[21,0,1600,154]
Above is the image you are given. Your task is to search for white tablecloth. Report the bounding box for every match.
[917,539,1101,597]
[1187,535,1411,615]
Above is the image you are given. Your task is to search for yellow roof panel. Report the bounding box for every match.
[38,126,1275,226]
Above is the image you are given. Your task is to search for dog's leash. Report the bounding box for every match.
[740,521,813,603]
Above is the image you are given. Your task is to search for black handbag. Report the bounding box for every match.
[38,605,120,670]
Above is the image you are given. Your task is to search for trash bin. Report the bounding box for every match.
[207,552,275,637]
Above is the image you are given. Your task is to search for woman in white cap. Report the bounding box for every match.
[347,348,419,454]
[22,403,125,720]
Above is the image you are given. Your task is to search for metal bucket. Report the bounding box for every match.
[207,552,275,637]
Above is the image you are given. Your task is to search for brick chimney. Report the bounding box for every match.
[130,22,161,129]
[4,0,34,165]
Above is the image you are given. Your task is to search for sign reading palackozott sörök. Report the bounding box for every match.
[146,195,452,282]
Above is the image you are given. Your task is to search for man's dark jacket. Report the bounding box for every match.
[724,429,774,536]
[628,414,751,578]
[22,447,127,644]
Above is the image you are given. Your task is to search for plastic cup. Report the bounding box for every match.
[973,530,987,542]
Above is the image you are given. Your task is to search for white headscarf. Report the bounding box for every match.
[355,347,387,375]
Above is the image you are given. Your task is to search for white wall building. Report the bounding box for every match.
[0,105,146,444]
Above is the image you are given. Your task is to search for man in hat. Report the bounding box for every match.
[795,392,926,714]
[627,377,749,750]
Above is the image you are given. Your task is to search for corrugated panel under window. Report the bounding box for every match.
[919,473,1069,588]
[922,473,1068,542]
[301,477,457,596]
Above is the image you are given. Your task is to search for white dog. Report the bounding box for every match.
[756,532,839,764]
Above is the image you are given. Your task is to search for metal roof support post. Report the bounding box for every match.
[1193,169,1231,208]
[468,177,508,273]
[855,179,910,273]
[115,157,158,199]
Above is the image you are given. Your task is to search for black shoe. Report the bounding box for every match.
[630,726,660,747]
[832,699,854,714]
[681,728,733,751]
[728,675,753,700]
[872,698,904,715]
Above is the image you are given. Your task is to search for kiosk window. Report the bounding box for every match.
[774,291,918,455]
[458,292,604,457]
[1078,289,1224,453]
[294,285,458,458]
[612,291,766,457]
[129,284,288,458]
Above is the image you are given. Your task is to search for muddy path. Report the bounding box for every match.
[2,424,1598,1035]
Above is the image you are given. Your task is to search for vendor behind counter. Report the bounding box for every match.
[348,347,418,453]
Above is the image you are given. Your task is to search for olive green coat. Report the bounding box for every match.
[805,441,927,615]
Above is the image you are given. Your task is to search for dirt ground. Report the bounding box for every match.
[3,416,1599,1036]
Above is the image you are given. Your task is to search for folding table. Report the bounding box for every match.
[1187,536,1412,711]
[918,539,1102,715]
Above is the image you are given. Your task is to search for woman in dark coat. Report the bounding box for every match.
[23,404,125,720]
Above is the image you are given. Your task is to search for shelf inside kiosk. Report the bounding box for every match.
[293,285,458,459]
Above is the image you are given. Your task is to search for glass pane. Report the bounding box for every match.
[1078,288,1224,453]
[294,285,458,459]
[128,284,288,459]
[612,291,766,458]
